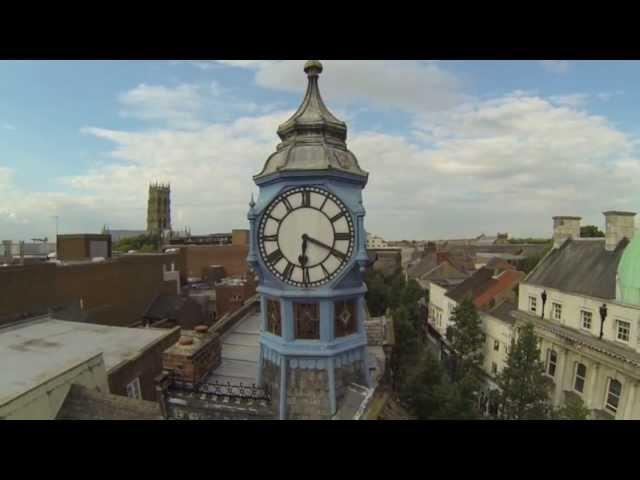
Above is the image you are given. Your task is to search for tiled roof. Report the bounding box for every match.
[474,270,524,309]
[484,300,517,325]
[447,267,524,310]
[525,238,628,299]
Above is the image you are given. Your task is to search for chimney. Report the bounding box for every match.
[552,216,581,248]
[604,211,636,251]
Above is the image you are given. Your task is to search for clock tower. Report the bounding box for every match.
[248,60,370,419]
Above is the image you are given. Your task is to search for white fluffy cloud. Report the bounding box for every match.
[217,60,467,113]
[4,61,640,242]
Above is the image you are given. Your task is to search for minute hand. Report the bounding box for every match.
[303,234,346,259]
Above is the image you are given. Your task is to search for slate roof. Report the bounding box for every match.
[56,384,162,420]
[484,257,516,271]
[447,268,495,303]
[525,237,629,300]
[484,300,517,325]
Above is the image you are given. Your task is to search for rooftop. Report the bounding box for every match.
[525,237,628,299]
[0,316,174,405]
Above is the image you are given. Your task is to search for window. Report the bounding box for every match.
[126,377,142,400]
[334,299,357,337]
[617,320,630,342]
[581,310,592,330]
[606,379,622,413]
[546,349,557,377]
[529,296,537,313]
[491,362,498,375]
[574,363,587,393]
[294,302,320,340]
[266,299,282,336]
[552,303,562,321]
[493,339,500,352]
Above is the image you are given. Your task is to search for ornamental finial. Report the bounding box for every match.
[304,60,323,77]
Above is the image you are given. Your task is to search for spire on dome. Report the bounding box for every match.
[254,60,368,181]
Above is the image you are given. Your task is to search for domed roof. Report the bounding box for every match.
[254,60,368,182]
[617,233,640,304]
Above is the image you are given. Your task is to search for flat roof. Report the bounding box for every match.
[0,316,172,406]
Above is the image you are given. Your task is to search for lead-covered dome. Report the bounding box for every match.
[254,60,368,182]
[617,233,640,305]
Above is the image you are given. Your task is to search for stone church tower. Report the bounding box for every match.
[247,61,371,419]
[147,183,171,234]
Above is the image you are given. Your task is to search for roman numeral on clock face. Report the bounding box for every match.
[267,249,284,264]
[335,232,351,241]
[330,212,346,223]
[282,262,295,281]
[331,249,346,260]
[262,234,278,242]
[301,190,311,208]
[302,267,310,285]
[282,197,294,212]
[321,264,330,278]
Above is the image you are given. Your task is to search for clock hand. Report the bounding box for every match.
[298,235,308,266]
[303,234,346,259]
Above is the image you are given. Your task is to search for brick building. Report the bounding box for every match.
[0,316,180,409]
[215,276,257,318]
[56,234,112,261]
[0,252,180,328]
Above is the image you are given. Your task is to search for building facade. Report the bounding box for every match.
[247,61,371,419]
[514,211,640,419]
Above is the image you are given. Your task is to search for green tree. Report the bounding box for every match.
[580,225,605,238]
[113,233,162,253]
[388,271,406,311]
[364,270,388,317]
[391,305,421,387]
[446,298,485,382]
[553,395,591,420]
[497,322,552,419]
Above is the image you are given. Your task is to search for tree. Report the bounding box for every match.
[497,322,552,419]
[391,305,421,387]
[553,395,591,420]
[364,270,388,317]
[580,225,605,238]
[446,298,485,382]
[113,233,162,253]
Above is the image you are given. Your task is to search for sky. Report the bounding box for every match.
[2,59,640,242]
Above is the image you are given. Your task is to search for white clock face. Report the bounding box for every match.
[258,186,355,287]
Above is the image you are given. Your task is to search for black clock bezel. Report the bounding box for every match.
[257,186,355,288]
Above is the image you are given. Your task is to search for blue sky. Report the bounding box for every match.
[2,60,640,241]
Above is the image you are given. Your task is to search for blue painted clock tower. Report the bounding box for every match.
[247,60,371,420]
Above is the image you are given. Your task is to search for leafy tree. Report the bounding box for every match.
[553,395,591,420]
[446,298,485,382]
[401,351,479,420]
[364,270,388,317]
[580,225,605,238]
[391,305,421,387]
[402,279,425,306]
[388,271,406,310]
[113,233,162,253]
[497,322,552,419]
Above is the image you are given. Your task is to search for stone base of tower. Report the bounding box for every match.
[261,352,368,420]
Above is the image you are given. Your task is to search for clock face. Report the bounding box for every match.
[258,186,355,287]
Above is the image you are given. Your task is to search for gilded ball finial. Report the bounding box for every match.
[304,60,323,76]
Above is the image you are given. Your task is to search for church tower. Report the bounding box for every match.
[247,61,371,419]
[147,183,171,234]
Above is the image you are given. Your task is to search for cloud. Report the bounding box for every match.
[216,60,468,113]
[539,60,571,74]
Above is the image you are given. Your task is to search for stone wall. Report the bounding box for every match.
[286,367,332,420]
[334,360,367,407]
[261,358,281,415]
